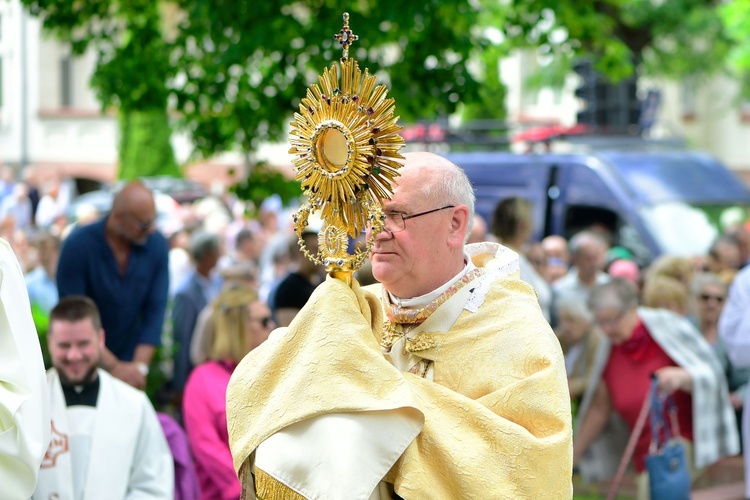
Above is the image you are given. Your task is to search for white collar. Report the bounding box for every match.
[388,253,475,308]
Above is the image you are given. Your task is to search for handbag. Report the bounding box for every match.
[644,378,691,500]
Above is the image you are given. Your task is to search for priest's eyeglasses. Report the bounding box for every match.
[382,205,455,233]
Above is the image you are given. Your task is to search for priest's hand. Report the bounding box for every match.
[110,360,147,390]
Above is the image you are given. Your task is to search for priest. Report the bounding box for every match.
[227,152,573,498]
[0,238,50,499]
[33,296,173,499]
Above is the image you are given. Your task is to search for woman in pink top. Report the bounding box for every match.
[183,286,274,500]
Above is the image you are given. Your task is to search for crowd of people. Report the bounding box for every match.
[2,153,750,498]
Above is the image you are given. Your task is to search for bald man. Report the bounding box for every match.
[56,181,169,389]
[227,152,572,498]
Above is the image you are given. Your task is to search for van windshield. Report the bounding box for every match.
[638,202,750,257]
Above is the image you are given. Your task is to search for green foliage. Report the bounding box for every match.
[23,0,750,167]
[23,0,173,111]
[23,0,177,179]
[720,0,750,98]
[170,1,490,158]
[230,162,301,213]
[501,0,733,83]
[31,303,51,369]
[118,109,180,180]
[461,44,508,121]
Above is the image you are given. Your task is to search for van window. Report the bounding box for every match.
[564,204,650,263]
[639,202,749,257]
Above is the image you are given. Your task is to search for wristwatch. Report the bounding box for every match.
[135,362,150,377]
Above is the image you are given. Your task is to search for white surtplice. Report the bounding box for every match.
[34,369,174,500]
[0,238,50,499]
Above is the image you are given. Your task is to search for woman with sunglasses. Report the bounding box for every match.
[693,273,749,438]
[182,286,275,500]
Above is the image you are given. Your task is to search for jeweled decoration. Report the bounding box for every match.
[289,12,404,283]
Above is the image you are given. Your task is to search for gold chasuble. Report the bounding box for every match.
[227,13,571,499]
[226,243,573,498]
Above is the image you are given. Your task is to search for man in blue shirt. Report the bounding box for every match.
[57,181,169,390]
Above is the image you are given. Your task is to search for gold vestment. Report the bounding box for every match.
[227,243,573,498]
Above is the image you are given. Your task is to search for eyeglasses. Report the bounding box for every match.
[699,294,725,303]
[381,205,455,233]
[129,213,157,231]
[250,316,274,329]
[595,310,626,329]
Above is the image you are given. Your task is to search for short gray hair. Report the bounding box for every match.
[569,230,608,256]
[190,232,220,262]
[588,278,639,313]
[421,160,476,242]
[555,293,594,324]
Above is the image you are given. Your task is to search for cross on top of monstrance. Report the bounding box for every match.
[333,12,359,61]
[288,12,404,285]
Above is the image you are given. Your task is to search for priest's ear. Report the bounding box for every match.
[448,205,470,248]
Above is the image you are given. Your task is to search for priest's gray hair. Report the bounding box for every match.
[420,158,476,243]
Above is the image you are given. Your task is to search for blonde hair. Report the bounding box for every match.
[642,275,689,314]
[208,286,259,363]
[647,255,694,287]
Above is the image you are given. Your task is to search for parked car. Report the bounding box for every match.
[447,149,750,265]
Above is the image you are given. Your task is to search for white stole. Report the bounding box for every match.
[34,369,142,500]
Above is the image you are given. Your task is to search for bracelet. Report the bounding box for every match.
[135,362,150,377]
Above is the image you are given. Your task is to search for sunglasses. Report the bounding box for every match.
[699,294,725,303]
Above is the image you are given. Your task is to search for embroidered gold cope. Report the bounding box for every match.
[226,243,573,498]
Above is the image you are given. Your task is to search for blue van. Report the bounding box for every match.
[446,150,750,264]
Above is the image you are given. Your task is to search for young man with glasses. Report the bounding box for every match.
[57,181,169,390]
[227,152,573,498]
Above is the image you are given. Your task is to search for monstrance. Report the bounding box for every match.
[289,12,404,284]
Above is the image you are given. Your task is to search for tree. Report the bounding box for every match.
[23,0,179,178]
[24,1,509,178]
[719,0,750,98]
[500,0,732,84]
[170,1,498,159]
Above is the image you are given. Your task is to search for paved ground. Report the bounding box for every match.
[575,456,746,499]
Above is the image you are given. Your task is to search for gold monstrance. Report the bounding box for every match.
[289,13,404,284]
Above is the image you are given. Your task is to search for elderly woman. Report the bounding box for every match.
[555,294,601,406]
[182,286,275,500]
[573,279,738,499]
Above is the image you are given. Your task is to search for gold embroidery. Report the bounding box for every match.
[384,267,484,325]
[381,318,403,351]
[405,332,436,352]
[380,268,484,351]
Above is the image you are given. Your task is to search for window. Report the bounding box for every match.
[0,56,3,108]
[60,56,73,107]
